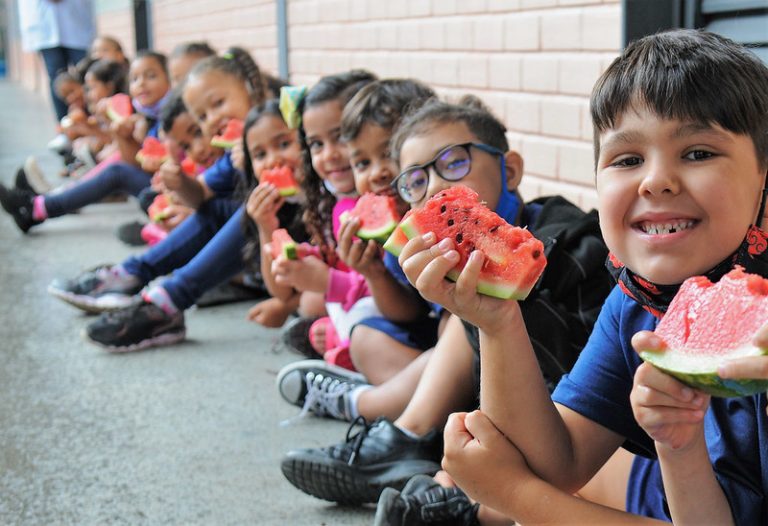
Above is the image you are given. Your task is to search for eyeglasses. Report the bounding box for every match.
[391,142,503,204]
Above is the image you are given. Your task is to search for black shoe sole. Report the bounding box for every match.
[281,451,440,505]
[83,327,187,353]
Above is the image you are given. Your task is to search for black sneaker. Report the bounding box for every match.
[115,221,147,246]
[374,474,480,526]
[276,359,368,421]
[278,316,321,358]
[0,183,39,233]
[48,265,143,313]
[14,168,38,195]
[281,417,442,505]
[85,300,186,352]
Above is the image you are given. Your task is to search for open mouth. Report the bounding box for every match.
[636,220,697,235]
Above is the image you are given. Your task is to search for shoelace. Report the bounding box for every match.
[344,415,379,465]
[280,371,357,426]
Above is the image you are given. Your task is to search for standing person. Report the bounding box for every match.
[18,0,95,151]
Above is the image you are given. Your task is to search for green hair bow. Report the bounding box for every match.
[279,85,308,130]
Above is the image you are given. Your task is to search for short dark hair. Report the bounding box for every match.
[391,95,509,162]
[86,59,128,94]
[187,47,267,106]
[591,29,768,169]
[170,41,216,59]
[132,50,169,79]
[160,87,188,133]
[340,79,435,143]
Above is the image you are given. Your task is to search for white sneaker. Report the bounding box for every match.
[46,133,71,153]
[22,157,53,193]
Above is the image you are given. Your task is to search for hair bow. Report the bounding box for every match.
[279,85,308,129]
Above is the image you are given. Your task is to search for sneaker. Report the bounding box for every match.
[47,133,71,154]
[115,221,147,246]
[0,184,39,233]
[278,316,321,358]
[374,474,480,526]
[48,265,143,313]
[281,417,442,505]
[85,300,186,352]
[14,168,38,195]
[276,359,368,421]
[23,157,53,193]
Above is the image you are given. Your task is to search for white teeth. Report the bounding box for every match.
[640,220,694,235]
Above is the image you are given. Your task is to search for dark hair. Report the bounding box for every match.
[132,50,170,79]
[53,70,81,94]
[591,29,768,169]
[341,79,436,143]
[265,74,288,99]
[170,41,217,59]
[391,95,509,163]
[298,69,377,251]
[239,100,307,264]
[73,56,97,83]
[86,59,128,95]
[187,47,268,106]
[93,36,125,54]
[159,88,188,133]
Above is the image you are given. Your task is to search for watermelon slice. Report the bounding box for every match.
[640,267,768,397]
[135,137,169,165]
[210,119,244,149]
[261,166,299,197]
[181,158,200,178]
[268,228,319,260]
[148,194,171,223]
[340,193,401,244]
[106,93,133,122]
[382,210,412,257]
[394,185,546,300]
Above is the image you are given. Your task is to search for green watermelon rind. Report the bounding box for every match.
[276,186,298,198]
[135,152,169,166]
[383,228,407,257]
[210,138,237,150]
[400,215,531,301]
[339,211,397,244]
[282,241,298,260]
[640,346,768,398]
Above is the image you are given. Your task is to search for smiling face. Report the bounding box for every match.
[128,56,170,107]
[246,114,302,180]
[302,100,355,194]
[183,70,251,139]
[398,121,503,211]
[166,111,221,168]
[596,105,765,285]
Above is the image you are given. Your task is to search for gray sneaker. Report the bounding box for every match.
[48,265,143,313]
[276,360,368,422]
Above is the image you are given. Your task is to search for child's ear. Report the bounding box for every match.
[503,150,524,192]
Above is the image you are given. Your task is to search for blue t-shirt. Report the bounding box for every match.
[202,152,237,197]
[552,286,768,522]
[146,119,160,139]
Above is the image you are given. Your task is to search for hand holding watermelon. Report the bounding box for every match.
[246,184,283,232]
[336,217,387,279]
[271,253,329,293]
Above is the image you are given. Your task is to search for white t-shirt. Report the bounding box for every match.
[19,0,95,52]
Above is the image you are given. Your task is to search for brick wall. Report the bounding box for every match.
[12,0,623,208]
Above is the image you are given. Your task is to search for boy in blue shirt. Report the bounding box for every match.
[400,29,768,523]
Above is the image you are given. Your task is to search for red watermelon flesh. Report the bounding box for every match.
[135,137,169,165]
[268,228,319,260]
[399,185,546,300]
[261,166,299,197]
[210,119,244,149]
[148,194,171,223]
[341,193,401,243]
[181,158,200,177]
[106,93,133,122]
[640,267,768,397]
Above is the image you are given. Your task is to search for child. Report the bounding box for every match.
[280,96,613,508]
[0,52,172,233]
[90,36,129,67]
[404,30,768,524]
[71,47,270,351]
[241,100,309,327]
[168,41,216,86]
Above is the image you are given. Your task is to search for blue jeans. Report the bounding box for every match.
[43,162,152,218]
[122,199,246,311]
[40,46,87,121]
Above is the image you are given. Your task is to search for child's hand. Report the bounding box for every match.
[158,204,193,231]
[158,160,184,192]
[139,154,165,174]
[398,233,516,334]
[230,142,245,173]
[631,331,709,451]
[272,255,329,293]
[336,217,386,278]
[718,323,768,415]
[443,410,532,514]
[245,184,283,232]
[132,118,149,144]
[110,113,139,139]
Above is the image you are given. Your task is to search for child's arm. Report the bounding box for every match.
[443,411,669,525]
[631,333,734,525]
[400,233,624,491]
[336,218,427,322]
[245,184,294,301]
[111,114,144,166]
[157,160,210,209]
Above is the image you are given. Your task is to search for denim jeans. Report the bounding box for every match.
[122,199,246,310]
[40,46,87,120]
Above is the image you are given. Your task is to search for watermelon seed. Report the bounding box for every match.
[489,225,500,233]
[456,233,463,244]
[447,219,455,226]
[532,249,541,259]
[440,205,447,213]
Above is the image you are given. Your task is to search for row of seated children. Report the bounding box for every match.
[2,28,768,525]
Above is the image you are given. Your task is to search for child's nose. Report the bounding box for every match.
[639,161,680,196]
